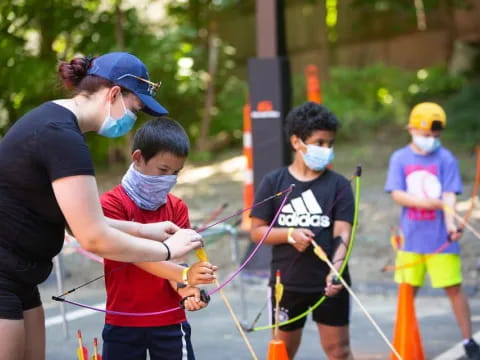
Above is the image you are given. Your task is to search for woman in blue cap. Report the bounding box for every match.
[0,53,212,360]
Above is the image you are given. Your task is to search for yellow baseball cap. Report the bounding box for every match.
[408,102,447,130]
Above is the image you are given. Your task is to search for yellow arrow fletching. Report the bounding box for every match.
[275,283,284,303]
[389,234,398,251]
[195,247,209,262]
[313,246,327,262]
[77,348,87,360]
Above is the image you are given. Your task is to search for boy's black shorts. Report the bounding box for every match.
[271,288,350,331]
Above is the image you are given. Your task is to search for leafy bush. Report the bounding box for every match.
[443,80,480,150]
[293,63,468,143]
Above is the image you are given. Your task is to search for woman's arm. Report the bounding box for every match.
[103,217,142,237]
[105,217,180,242]
[52,175,202,262]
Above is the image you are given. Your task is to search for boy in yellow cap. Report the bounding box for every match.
[385,102,480,359]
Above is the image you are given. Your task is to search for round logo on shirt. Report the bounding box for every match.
[406,169,442,199]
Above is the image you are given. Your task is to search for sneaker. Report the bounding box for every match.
[464,339,480,360]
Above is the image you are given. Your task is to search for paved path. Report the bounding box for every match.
[42,278,480,360]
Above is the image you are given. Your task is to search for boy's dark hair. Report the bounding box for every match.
[132,117,190,162]
[285,102,339,141]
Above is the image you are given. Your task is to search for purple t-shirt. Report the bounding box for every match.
[384,145,462,254]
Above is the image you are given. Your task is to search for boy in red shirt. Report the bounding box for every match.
[100,118,216,360]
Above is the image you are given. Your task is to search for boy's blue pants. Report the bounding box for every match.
[102,321,195,360]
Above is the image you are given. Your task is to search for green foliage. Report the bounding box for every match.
[0,0,244,166]
[322,64,413,132]
[210,76,247,139]
[351,0,470,11]
[443,80,480,150]
[293,63,466,143]
[1,0,477,167]
[0,0,104,137]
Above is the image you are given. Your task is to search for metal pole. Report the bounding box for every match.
[228,224,248,323]
[53,254,69,338]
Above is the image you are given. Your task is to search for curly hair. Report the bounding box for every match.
[285,102,339,141]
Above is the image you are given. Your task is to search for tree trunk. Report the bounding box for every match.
[111,0,132,166]
[196,21,220,152]
[114,0,126,51]
[442,0,457,65]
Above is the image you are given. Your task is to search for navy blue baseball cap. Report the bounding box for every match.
[87,52,167,116]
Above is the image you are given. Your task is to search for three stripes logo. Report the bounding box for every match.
[278,189,330,228]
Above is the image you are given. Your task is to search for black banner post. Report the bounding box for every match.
[248,0,291,190]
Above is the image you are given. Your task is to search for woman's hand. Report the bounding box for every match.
[164,229,204,260]
[178,287,209,311]
[187,261,217,286]
[139,221,180,241]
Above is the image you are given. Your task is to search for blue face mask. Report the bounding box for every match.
[412,135,441,154]
[98,94,137,138]
[121,164,177,211]
[300,140,335,171]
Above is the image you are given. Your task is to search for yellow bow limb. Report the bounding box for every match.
[195,244,258,359]
[195,247,209,262]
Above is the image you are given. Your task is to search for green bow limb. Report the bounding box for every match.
[251,167,362,332]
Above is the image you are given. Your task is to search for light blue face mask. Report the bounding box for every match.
[412,135,441,154]
[300,140,335,171]
[98,94,137,138]
[121,164,177,211]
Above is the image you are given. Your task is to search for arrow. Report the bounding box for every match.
[195,246,258,360]
[76,330,88,360]
[274,270,284,340]
[310,239,402,360]
[91,338,102,360]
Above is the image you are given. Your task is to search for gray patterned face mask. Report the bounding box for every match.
[121,164,177,211]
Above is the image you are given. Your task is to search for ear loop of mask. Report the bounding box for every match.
[108,91,127,120]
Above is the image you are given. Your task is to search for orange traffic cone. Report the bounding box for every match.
[391,283,424,360]
[267,339,289,360]
[241,102,253,232]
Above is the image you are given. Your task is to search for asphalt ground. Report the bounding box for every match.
[41,272,480,360]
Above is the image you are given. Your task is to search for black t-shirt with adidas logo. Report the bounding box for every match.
[250,167,354,292]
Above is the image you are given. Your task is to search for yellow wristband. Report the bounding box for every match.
[182,267,190,286]
[287,227,296,244]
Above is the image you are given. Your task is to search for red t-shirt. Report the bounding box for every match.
[100,185,190,327]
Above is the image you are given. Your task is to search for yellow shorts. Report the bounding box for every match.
[394,251,462,288]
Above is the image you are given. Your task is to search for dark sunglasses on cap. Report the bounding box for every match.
[116,74,162,97]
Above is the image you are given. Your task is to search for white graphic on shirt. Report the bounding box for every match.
[406,169,442,199]
[278,189,330,227]
[275,307,289,322]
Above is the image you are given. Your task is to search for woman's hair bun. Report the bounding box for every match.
[58,56,95,90]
